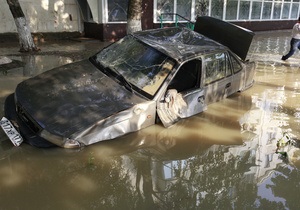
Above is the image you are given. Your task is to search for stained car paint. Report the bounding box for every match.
[5,18,256,148]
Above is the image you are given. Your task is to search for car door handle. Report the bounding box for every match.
[198,96,205,103]
[225,83,231,88]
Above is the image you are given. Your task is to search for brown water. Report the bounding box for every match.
[1,32,300,209]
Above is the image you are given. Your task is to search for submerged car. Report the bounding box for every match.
[2,16,256,148]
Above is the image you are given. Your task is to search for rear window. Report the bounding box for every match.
[230,53,243,73]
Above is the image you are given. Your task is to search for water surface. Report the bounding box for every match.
[0,32,300,209]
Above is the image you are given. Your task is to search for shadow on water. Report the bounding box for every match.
[1,33,300,209]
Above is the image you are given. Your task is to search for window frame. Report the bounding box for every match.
[152,0,300,24]
[168,59,202,93]
[203,51,232,86]
[101,0,300,23]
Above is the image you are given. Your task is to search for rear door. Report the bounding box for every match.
[157,59,206,127]
[202,51,236,104]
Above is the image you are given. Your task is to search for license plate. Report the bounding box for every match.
[0,117,23,146]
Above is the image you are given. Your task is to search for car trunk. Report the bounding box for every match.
[194,16,255,61]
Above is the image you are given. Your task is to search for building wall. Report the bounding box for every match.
[234,20,295,32]
[0,0,298,42]
[85,0,298,41]
[0,0,82,34]
[84,0,154,41]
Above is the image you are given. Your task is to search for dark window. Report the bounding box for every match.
[168,60,201,92]
[108,0,128,22]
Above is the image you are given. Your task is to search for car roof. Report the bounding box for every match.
[132,27,227,63]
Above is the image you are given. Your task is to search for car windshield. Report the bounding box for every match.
[93,35,174,98]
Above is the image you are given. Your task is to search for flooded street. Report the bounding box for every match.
[1,31,300,209]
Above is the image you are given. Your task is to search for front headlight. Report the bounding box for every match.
[63,138,82,149]
[40,130,82,149]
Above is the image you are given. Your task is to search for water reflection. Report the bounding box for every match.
[1,32,300,209]
[0,55,73,118]
[1,54,73,77]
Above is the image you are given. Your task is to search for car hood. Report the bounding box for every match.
[15,59,146,138]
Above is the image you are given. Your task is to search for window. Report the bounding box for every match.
[282,3,291,19]
[226,0,238,20]
[156,0,192,22]
[211,0,224,19]
[251,2,262,19]
[168,60,201,92]
[154,0,300,24]
[204,52,231,86]
[230,54,243,73]
[101,0,300,24]
[107,0,128,22]
[225,0,300,21]
[177,0,192,20]
[239,1,251,20]
[273,2,282,19]
[157,0,174,21]
[262,2,272,19]
[291,3,300,18]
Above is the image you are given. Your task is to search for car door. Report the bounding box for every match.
[202,51,235,105]
[157,59,207,127]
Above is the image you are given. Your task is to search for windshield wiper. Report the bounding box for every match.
[91,58,133,92]
[111,68,133,92]
[90,57,111,76]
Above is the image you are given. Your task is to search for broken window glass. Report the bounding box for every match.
[168,59,201,92]
[95,35,175,97]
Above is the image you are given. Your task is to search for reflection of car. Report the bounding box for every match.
[3,16,256,148]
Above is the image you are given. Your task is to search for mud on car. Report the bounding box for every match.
[1,16,256,148]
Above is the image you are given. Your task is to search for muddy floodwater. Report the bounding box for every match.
[1,32,300,209]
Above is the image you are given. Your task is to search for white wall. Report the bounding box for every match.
[87,0,99,23]
[0,0,82,33]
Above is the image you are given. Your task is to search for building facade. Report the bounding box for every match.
[1,0,300,41]
[0,0,83,34]
[84,0,300,41]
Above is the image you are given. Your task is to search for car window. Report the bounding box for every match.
[93,35,174,99]
[168,59,201,93]
[230,53,243,73]
[203,52,231,86]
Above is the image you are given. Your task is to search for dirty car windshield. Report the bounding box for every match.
[93,35,174,98]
